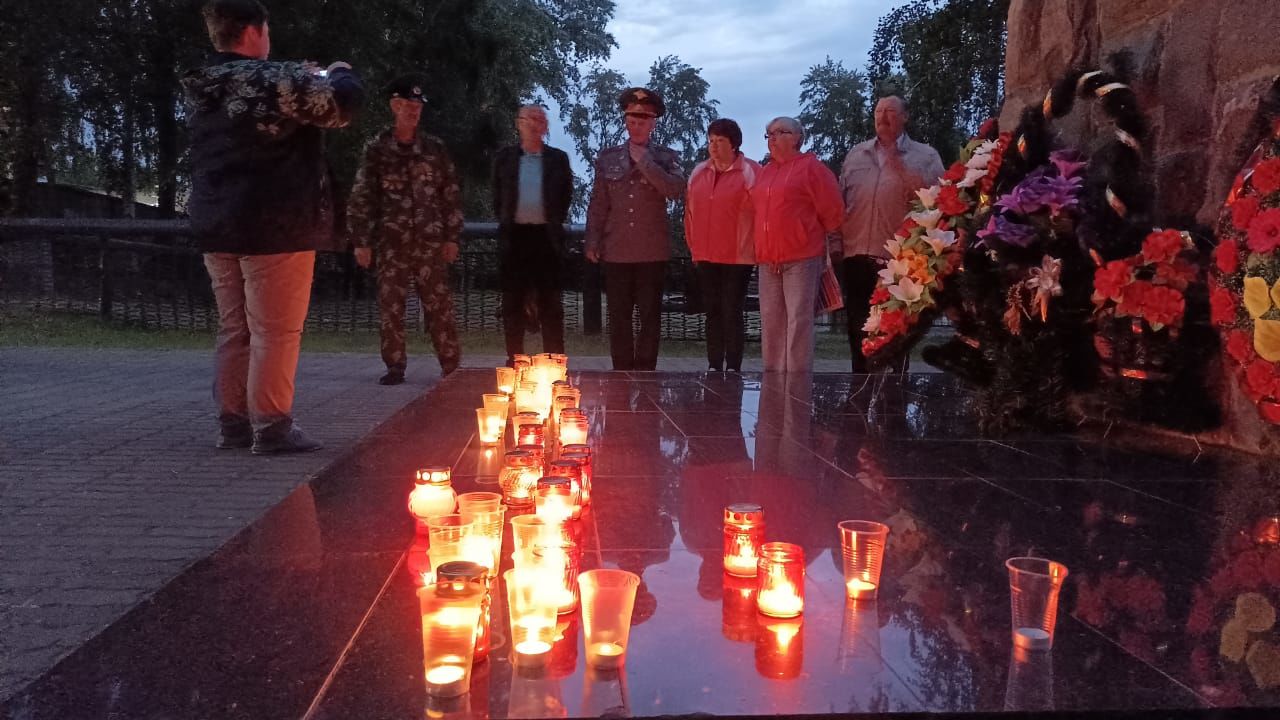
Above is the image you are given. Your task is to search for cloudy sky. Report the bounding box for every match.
[547,0,898,172]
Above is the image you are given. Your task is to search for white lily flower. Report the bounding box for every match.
[884,237,903,257]
[862,307,882,333]
[923,228,957,255]
[975,139,1000,156]
[888,277,924,304]
[878,258,910,286]
[915,186,940,209]
[957,167,987,188]
[909,208,942,229]
[965,153,990,170]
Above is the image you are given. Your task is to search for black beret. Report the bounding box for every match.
[386,74,428,103]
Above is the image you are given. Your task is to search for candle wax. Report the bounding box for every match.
[846,578,878,598]
[515,639,552,656]
[589,641,625,670]
[758,586,803,618]
[724,550,758,577]
[1013,627,1052,650]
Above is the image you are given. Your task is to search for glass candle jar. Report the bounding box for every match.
[419,575,485,697]
[499,450,541,508]
[426,515,476,576]
[517,421,545,449]
[535,477,577,523]
[557,412,589,447]
[756,542,805,618]
[723,503,765,577]
[559,445,592,506]
[482,393,510,416]
[408,467,457,526]
[514,381,540,417]
[516,444,545,474]
[554,390,581,425]
[436,561,492,664]
[546,460,584,519]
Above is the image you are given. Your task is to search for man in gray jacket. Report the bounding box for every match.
[584,87,685,371]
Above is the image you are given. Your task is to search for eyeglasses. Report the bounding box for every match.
[765,130,795,139]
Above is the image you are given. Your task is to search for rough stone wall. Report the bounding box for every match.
[1001,0,1280,228]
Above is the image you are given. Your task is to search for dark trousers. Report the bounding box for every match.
[842,255,883,372]
[501,225,565,362]
[696,262,753,371]
[604,261,665,370]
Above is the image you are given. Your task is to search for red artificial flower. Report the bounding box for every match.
[936,185,969,216]
[977,118,998,139]
[1141,229,1185,264]
[1226,329,1255,364]
[1232,550,1267,590]
[979,176,995,195]
[1117,280,1151,317]
[1214,238,1240,275]
[1139,285,1185,327]
[878,309,908,337]
[895,218,919,239]
[942,162,967,184]
[1155,259,1197,290]
[1232,196,1261,232]
[1247,208,1280,254]
[870,287,890,305]
[1094,260,1131,302]
[1210,284,1237,326]
[1254,157,1280,195]
[1246,359,1280,401]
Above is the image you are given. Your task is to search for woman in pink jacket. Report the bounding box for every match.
[750,117,844,372]
[684,119,761,372]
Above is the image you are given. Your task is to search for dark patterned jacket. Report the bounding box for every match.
[346,131,464,261]
[182,52,363,255]
[491,144,574,256]
[584,143,685,263]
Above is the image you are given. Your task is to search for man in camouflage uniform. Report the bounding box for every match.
[584,87,685,371]
[348,75,464,384]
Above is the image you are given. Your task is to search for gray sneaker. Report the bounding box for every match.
[252,426,324,455]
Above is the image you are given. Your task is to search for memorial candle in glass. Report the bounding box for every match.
[435,561,492,664]
[535,477,577,523]
[559,445,592,506]
[495,367,517,396]
[723,503,765,577]
[756,542,805,618]
[408,467,457,526]
[419,577,484,697]
[499,450,540,508]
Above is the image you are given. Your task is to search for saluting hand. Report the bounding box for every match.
[354,247,372,268]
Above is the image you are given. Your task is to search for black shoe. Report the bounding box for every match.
[379,369,405,385]
[252,426,324,455]
[440,361,459,377]
[217,429,252,449]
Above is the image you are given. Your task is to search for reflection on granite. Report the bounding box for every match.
[10,369,1280,718]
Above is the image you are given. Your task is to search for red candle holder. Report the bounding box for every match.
[535,477,577,523]
[723,503,765,577]
[756,542,804,618]
[559,444,592,506]
[547,460,585,518]
[499,450,541,509]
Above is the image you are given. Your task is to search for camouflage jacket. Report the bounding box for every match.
[182,52,363,254]
[584,143,685,263]
[347,130,464,258]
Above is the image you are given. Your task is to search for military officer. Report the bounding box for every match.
[584,87,685,371]
[348,74,464,384]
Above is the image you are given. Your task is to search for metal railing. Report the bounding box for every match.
[0,218,846,341]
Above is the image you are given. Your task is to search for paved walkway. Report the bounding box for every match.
[0,345,881,701]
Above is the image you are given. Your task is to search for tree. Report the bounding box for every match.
[646,55,718,172]
[798,57,871,173]
[866,0,1009,162]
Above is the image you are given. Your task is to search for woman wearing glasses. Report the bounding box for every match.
[750,117,844,372]
[684,118,761,372]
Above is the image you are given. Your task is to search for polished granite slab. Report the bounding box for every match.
[6,369,1280,719]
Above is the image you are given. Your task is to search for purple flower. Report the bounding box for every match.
[1049,150,1087,179]
[976,214,1039,248]
[995,168,1083,218]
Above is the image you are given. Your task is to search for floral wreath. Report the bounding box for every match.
[861,123,1012,360]
[1210,121,1280,424]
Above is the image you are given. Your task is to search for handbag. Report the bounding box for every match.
[815,255,844,317]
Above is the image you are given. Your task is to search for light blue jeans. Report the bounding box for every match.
[757,255,822,373]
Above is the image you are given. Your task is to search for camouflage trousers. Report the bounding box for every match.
[376,256,460,375]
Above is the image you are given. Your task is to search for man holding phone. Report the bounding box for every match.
[184,0,363,454]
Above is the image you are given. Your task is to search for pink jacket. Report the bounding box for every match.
[750,152,844,264]
[684,154,761,265]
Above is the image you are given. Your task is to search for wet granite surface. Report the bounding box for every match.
[6,369,1280,719]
